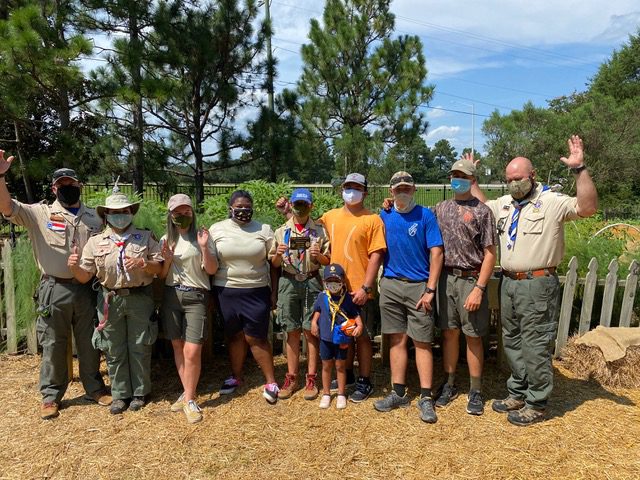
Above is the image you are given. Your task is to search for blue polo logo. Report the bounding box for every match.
[408,223,418,236]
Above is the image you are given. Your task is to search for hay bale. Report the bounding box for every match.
[561,336,640,388]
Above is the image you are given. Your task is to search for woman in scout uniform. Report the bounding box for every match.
[159,194,218,424]
[269,188,330,400]
[68,191,163,415]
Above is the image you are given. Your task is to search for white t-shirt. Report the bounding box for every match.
[161,232,215,290]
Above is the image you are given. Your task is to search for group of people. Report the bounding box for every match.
[0,133,597,427]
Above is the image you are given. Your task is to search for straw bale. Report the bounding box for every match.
[1,352,639,480]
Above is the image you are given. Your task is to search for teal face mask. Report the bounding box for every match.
[106,213,133,230]
[451,178,472,194]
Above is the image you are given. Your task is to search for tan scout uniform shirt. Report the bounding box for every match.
[268,217,330,276]
[4,199,103,278]
[80,225,162,289]
[161,233,215,290]
[487,183,580,272]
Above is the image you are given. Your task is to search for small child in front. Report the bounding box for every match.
[311,264,363,409]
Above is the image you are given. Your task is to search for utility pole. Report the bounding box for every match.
[264,0,276,181]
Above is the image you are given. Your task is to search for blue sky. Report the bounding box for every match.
[266,0,640,156]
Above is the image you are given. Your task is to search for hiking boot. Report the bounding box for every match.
[507,406,546,426]
[492,396,525,414]
[110,399,127,415]
[171,392,185,413]
[336,394,347,410]
[303,373,319,400]
[41,401,59,420]
[417,396,437,424]
[319,394,331,409]
[263,383,279,404]
[129,396,146,411]
[85,389,112,406]
[183,400,203,424]
[373,391,411,412]
[349,377,373,403]
[435,383,459,408]
[278,373,298,400]
[466,390,484,416]
[330,372,356,392]
[219,376,243,395]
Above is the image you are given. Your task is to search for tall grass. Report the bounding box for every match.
[13,237,41,339]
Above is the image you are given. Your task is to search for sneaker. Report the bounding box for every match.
[330,372,356,392]
[319,394,331,409]
[84,389,112,406]
[278,373,298,400]
[263,383,279,404]
[171,392,185,413]
[41,401,59,420]
[349,378,373,403]
[417,396,437,424]
[110,399,127,415]
[492,396,525,414]
[466,390,484,416]
[129,396,146,411]
[435,383,459,408]
[183,400,203,424]
[219,376,243,395]
[336,394,347,410]
[303,373,319,400]
[373,391,411,412]
[507,406,546,426]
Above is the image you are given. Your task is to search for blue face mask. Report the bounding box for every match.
[451,178,472,194]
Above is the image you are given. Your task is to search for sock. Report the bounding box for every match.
[393,383,406,397]
[470,376,482,392]
[420,388,432,399]
[447,372,456,386]
[358,376,371,385]
[346,369,355,383]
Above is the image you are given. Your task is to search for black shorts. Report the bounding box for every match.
[320,339,349,361]
[214,286,271,340]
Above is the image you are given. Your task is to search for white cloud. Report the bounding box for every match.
[426,107,448,120]
[425,125,461,142]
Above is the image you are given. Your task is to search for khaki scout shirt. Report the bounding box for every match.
[80,225,162,289]
[487,183,580,272]
[268,217,330,276]
[3,199,103,278]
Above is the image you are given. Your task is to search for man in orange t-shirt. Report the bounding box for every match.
[318,173,387,402]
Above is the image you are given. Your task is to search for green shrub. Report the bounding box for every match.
[13,236,40,337]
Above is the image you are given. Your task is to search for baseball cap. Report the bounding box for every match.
[52,168,79,184]
[449,158,476,176]
[390,171,415,188]
[168,193,193,212]
[323,263,346,280]
[290,188,313,204]
[342,173,367,189]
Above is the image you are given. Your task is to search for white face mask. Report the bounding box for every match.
[326,281,343,294]
[342,189,364,205]
[394,192,413,209]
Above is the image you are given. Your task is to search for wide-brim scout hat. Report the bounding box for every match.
[96,193,141,218]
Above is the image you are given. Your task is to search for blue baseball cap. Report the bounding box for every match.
[290,188,313,204]
[324,263,345,280]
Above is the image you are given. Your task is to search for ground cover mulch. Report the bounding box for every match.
[1,352,639,480]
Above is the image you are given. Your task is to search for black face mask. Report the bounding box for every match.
[56,185,81,206]
[230,207,253,223]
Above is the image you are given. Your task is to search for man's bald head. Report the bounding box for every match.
[505,157,535,182]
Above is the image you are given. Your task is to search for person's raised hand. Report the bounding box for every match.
[67,245,80,268]
[197,227,210,248]
[560,135,585,168]
[0,150,15,176]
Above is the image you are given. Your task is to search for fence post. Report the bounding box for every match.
[578,258,599,336]
[2,239,17,354]
[599,259,619,327]
[555,256,578,357]
[619,260,639,328]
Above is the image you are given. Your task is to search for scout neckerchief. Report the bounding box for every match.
[109,232,131,281]
[506,184,550,251]
[283,221,316,281]
[324,290,350,331]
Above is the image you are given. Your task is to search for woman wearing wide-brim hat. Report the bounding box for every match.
[68,191,163,415]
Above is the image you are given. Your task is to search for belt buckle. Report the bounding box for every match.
[452,268,462,277]
[526,271,533,280]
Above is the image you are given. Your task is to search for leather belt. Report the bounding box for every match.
[283,270,320,281]
[384,276,426,283]
[103,285,149,297]
[444,268,480,278]
[173,284,208,293]
[502,267,556,280]
[43,274,81,285]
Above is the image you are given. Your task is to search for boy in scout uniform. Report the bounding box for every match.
[0,151,111,420]
[269,188,330,400]
[68,191,163,414]
[471,135,597,426]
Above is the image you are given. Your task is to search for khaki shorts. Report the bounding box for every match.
[379,276,434,343]
[436,272,489,337]
[276,275,323,332]
[161,286,209,344]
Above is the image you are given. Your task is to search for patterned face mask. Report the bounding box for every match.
[171,214,193,229]
[230,207,253,223]
[508,177,533,200]
[325,281,344,295]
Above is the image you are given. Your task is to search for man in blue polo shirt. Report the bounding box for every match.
[373,171,444,423]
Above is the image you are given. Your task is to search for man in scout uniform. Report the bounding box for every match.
[433,160,497,416]
[68,191,163,414]
[471,135,597,426]
[270,188,331,400]
[0,151,111,420]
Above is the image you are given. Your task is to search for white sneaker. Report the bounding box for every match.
[183,400,203,424]
[319,394,331,409]
[171,392,185,412]
[336,394,347,410]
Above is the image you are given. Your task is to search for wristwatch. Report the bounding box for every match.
[570,164,587,174]
[424,286,436,295]
[361,285,372,294]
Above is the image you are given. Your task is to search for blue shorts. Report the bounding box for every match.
[320,339,349,361]
[214,286,271,340]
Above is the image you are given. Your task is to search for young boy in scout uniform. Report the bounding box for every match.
[270,188,331,400]
[0,151,111,420]
[68,192,163,414]
[471,135,598,426]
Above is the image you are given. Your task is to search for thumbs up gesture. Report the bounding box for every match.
[68,244,80,268]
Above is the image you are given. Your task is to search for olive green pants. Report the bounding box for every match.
[500,275,560,409]
[92,287,157,400]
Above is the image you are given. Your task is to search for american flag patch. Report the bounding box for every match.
[46,221,66,232]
